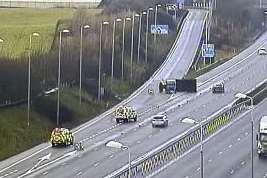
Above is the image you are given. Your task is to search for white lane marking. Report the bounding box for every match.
[25,153,51,174]
[218,151,223,155]
[0,145,50,174]
[77,171,82,176]
[109,155,114,158]
[94,162,100,167]
[42,171,48,175]
[230,169,234,174]
[17,151,76,178]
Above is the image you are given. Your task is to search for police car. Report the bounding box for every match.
[50,128,74,147]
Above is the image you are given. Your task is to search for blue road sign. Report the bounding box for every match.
[151,25,169,34]
[202,44,215,58]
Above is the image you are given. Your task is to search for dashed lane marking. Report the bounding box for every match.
[94,162,100,167]
[77,171,82,176]
[230,169,234,175]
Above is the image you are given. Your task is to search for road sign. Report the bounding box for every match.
[202,44,215,58]
[151,25,169,35]
[176,0,185,8]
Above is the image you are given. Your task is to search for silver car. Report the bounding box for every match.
[152,114,168,127]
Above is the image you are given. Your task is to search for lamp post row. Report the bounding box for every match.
[25,4,168,127]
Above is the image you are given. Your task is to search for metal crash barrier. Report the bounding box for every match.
[108,101,248,178]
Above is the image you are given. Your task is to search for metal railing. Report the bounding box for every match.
[107,100,248,178]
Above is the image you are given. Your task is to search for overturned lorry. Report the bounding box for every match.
[159,79,197,94]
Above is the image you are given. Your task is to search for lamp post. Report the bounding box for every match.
[235,93,254,178]
[0,38,3,56]
[106,141,131,178]
[145,7,153,63]
[154,4,161,43]
[111,18,122,82]
[57,29,69,126]
[27,32,39,127]
[79,24,90,105]
[137,11,147,63]
[130,13,140,80]
[203,12,208,66]
[98,21,109,101]
[121,17,131,80]
[181,117,204,178]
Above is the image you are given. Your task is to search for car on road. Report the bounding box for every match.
[152,114,168,127]
[50,128,74,147]
[258,48,267,55]
[212,82,224,93]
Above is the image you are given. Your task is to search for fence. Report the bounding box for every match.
[0,0,101,8]
[107,100,248,178]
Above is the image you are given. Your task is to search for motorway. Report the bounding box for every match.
[151,99,267,178]
[1,8,267,178]
[0,9,206,178]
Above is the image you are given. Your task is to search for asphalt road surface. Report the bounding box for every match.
[151,99,267,178]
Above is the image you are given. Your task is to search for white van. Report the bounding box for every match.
[257,116,267,157]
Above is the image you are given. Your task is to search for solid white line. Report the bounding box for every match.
[0,145,50,173]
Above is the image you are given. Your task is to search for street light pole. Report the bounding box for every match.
[79,25,90,105]
[98,21,109,101]
[130,13,135,81]
[27,32,39,127]
[154,4,161,43]
[57,29,69,126]
[130,14,140,80]
[235,93,254,178]
[121,17,131,80]
[200,121,204,178]
[111,18,122,83]
[249,96,254,178]
[106,141,131,178]
[137,12,146,63]
[181,117,204,178]
[145,8,153,63]
[121,18,126,80]
[0,38,3,56]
